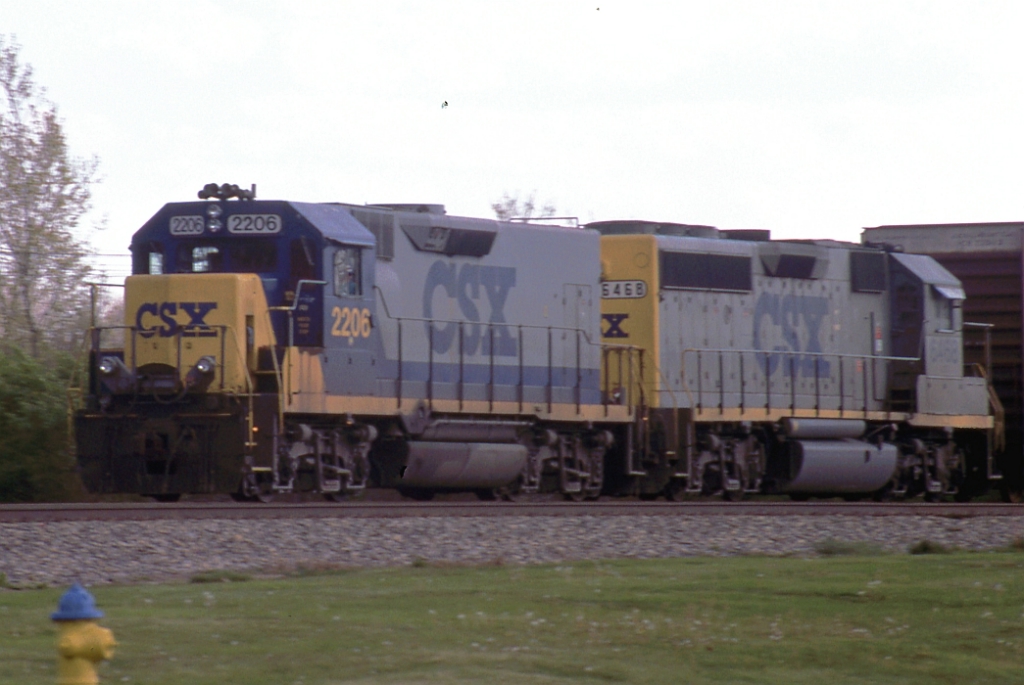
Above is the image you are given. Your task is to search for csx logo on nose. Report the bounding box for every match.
[136,302,218,338]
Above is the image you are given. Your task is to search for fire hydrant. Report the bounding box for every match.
[51,583,116,685]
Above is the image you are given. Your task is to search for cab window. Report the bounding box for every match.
[148,251,164,275]
[334,246,362,297]
[178,244,222,272]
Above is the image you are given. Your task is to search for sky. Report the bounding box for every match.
[3,0,1023,282]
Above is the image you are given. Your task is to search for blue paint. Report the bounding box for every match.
[135,301,218,338]
[602,313,629,338]
[753,292,831,377]
[51,583,104,621]
[422,260,517,356]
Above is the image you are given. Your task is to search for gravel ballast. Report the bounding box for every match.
[3,514,1024,586]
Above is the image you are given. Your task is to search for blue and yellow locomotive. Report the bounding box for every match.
[75,186,999,501]
[76,186,628,501]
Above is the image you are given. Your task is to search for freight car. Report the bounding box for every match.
[862,222,1023,500]
[74,186,997,502]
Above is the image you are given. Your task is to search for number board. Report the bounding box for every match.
[169,216,204,236]
[331,306,372,343]
[601,280,648,299]
[227,214,282,234]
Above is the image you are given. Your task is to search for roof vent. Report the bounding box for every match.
[759,242,829,279]
[367,203,446,215]
[587,220,720,238]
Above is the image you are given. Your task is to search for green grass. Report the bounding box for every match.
[3,553,1024,684]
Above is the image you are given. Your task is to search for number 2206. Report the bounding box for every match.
[331,306,372,339]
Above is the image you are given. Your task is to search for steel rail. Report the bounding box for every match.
[2,500,1024,523]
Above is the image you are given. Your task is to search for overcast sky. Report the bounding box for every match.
[4,1,1023,280]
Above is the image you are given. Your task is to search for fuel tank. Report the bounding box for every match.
[398,441,527,489]
[780,439,898,494]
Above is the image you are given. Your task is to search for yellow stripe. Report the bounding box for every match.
[689,407,908,422]
[284,393,634,423]
[687,406,992,429]
[908,414,994,429]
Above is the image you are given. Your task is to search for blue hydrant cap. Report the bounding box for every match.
[51,583,104,621]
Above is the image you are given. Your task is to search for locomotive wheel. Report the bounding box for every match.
[872,482,895,502]
[399,488,435,501]
[1000,483,1024,504]
[497,476,522,502]
[722,488,745,502]
[665,479,687,502]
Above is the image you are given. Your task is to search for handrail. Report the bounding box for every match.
[963,321,994,381]
[267,279,328,347]
[373,284,603,345]
[969,362,1006,452]
[83,322,255,395]
[79,320,266,457]
[678,347,922,416]
[374,284,622,413]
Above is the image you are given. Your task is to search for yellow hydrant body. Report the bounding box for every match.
[52,584,116,685]
[55,621,116,685]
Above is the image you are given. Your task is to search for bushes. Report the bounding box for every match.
[0,346,82,502]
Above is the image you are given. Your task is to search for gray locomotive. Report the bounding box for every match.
[597,220,996,501]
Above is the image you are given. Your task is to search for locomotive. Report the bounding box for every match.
[74,185,998,502]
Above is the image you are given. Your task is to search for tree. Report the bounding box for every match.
[0,346,83,501]
[0,36,98,358]
[491,191,557,221]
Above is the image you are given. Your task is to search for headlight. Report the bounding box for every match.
[98,357,118,375]
[196,356,216,375]
[207,218,223,233]
[205,204,223,218]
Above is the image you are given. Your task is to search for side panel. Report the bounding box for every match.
[309,214,610,418]
[638,237,892,415]
[599,235,659,405]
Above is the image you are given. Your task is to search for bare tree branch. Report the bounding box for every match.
[0,36,99,357]
[491,191,557,222]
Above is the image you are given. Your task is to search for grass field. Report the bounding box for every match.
[3,549,1024,684]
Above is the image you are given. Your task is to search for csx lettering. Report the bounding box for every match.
[423,261,517,356]
[136,302,218,338]
[752,293,830,377]
[331,306,372,340]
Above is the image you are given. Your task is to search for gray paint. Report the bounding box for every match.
[656,238,890,412]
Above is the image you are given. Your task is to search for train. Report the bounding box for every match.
[73,184,1000,502]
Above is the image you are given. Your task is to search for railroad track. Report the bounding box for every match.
[3,499,1023,523]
